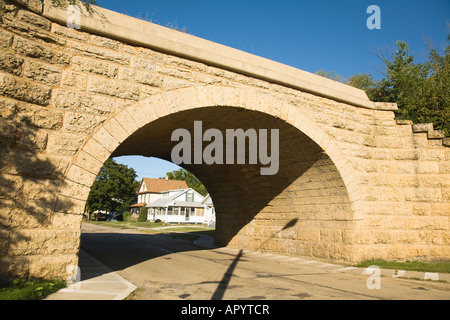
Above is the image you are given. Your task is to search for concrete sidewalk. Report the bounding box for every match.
[46,250,136,300]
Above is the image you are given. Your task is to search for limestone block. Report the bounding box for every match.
[92,127,120,153]
[51,23,90,43]
[91,34,122,50]
[72,56,118,78]
[65,165,96,188]
[130,56,156,72]
[394,230,419,244]
[22,177,62,202]
[0,51,24,76]
[63,112,107,134]
[102,118,129,144]
[12,36,70,66]
[87,76,140,100]
[67,40,130,65]
[118,67,163,87]
[72,150,103,176]
[46,132,86,156]
[16,9,51,30]
[59,180,91,201]
[0,29,13,49]
[82,135,111,164]
[53,89,115,116]
[23,60,61,85]
[16,103,63,130]
[61,70,87,91]
[0,72,51,105]
[28,254,79,281]
[51,212,83,229]
[406,216,448,231]
[8,229,81,256]
[113,109,139,135]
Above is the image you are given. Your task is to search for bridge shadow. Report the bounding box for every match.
[80,219,298,299]
[0,109,76,281]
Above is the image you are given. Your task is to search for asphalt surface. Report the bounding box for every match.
[71,223,450,300]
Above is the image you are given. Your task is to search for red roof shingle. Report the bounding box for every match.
[138,178,188,194]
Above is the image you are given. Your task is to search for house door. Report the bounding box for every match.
[185,208,190,222]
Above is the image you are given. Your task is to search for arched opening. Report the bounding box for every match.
[106,106,356,262]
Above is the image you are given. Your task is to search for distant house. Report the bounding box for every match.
[130,177,188,217]
[147,188,214,225]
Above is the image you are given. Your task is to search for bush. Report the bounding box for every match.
[122,211,132,221]
[138,204,148,222]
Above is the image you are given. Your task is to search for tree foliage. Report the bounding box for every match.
[86,159,140,214]
[319,36,449,136]
[51,0,97,7]
[163,168,208,196]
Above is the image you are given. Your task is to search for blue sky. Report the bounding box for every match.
[98,0,449,181]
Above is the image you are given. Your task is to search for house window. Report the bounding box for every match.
[168,207,173,215]
[196,208,205,217]
[186,192,194,202]
[180,207,185,216]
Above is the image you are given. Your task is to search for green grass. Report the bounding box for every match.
[354,259,450,274]
[0,279,66,300]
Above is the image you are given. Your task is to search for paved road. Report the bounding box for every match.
[80,223,450,300]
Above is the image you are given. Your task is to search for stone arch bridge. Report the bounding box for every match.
[0,0,449,280]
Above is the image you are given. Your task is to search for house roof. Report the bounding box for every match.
[138,178,188,194]
[130,203,146,208]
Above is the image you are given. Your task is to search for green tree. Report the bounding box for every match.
[315,69,344,83]
[163,168,208,196]
[86,159,140,214]
[346,37,449,136]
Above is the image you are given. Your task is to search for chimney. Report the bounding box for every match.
[165,176,168,181]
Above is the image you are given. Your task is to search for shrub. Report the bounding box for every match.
[138,204,148,222]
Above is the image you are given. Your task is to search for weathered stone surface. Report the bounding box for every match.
[0,29,13,48]
[53,89,115,115]
[62,112,107,134]
[16,103,63,129]
[23,60,61,85]
[67,40,130,65]
[87,76,140,100]
[0,51,24,76]
[51,23,90,42]
[12,36,70,65]
[0,72,51,105]
[16,10,51,31]
[46,132,86,156]
[72,56,118,78]
[118,67,163,87]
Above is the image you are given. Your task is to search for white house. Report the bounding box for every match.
[147,188,215,225]
[130,177,188,218]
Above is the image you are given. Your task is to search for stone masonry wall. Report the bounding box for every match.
[0,0,448,280]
